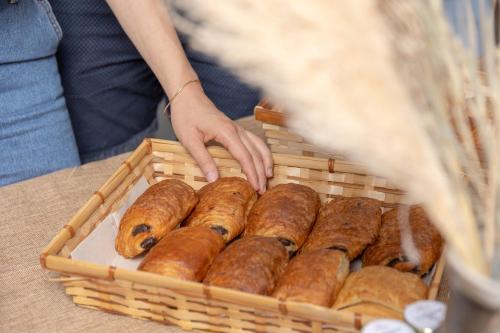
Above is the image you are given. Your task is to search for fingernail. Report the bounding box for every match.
[266,167,273,177]
[260,180,267,194]
[206,171,217,182]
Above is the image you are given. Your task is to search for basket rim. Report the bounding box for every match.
[254,99,287,127]
[39,138,445,329]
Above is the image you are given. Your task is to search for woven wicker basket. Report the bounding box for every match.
[254,100,343,159]
[40,138,445,333]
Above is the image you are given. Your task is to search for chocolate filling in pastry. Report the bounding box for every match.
[139,226,225,281]
[245,183,321,253]
[362,206,443,276]
[210,225,229,236]
[301,197,382,260]
[140,237,157,250]
[132,224,151,236]
[186,177,257,243]
[115,179,198,258]
[277,237,298,257]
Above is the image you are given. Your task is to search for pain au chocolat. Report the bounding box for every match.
[273,249,349,307]
[362,206,443,275]
[301,197,382,260]
[138,226,225,281]
[185,177,257,242]
[204,236,288,295]
[244,183,321,255]
[333,266,428,319]
[115,179,198,258]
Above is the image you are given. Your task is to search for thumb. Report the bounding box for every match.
[181,136,219,183]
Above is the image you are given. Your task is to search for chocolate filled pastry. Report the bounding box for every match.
[244,183,321,255]
[362,206,443,275]
[272,249,349,307]
[301,197,382,260]
[115,179,198,258]
[185,177,257,242]
[333,266,428,319]
[138,226,225,281]
[204,236,288,295]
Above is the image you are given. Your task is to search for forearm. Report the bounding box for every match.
[107,0,273,192]
[106,0,197,97]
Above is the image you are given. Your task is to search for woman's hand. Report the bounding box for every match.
[170,83,273,193]
[104,0,272,191]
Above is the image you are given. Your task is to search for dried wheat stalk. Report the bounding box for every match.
[169,0,499,278]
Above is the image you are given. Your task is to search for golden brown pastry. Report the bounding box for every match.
[204,236,288,295]
[138,226,225,281]
[115,179,198,258]
[301,197,382,260]
[362,206,443,275]
[185,177,257,242]
[272,249,349,307]
[244,183,321,255]
[333,266,428,319]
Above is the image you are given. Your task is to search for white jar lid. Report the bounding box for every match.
[404,300,447,331]
[362,319,415,333]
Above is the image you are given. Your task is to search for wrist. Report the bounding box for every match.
[162,66,200,99]
[164,78,209,117]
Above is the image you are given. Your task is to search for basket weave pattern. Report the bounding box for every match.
[40,139,445,333]
[254,101,343,159]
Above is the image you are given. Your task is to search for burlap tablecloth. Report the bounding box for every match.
[0,150,191,332]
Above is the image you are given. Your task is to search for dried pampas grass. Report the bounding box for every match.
[169,0,499,278]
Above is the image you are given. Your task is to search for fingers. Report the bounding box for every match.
[174,107,272,192]
[215,123,261,192]
[245,131,274,178]
[180,130,219,183]
[238,128,268,193]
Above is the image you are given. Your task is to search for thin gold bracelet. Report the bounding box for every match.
[163,79,201,117]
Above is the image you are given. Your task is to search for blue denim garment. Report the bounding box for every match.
[50,0,261,163]
[0,0,80,186]
[444,0,493,55]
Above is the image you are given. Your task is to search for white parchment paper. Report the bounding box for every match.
[70,176,150,270]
